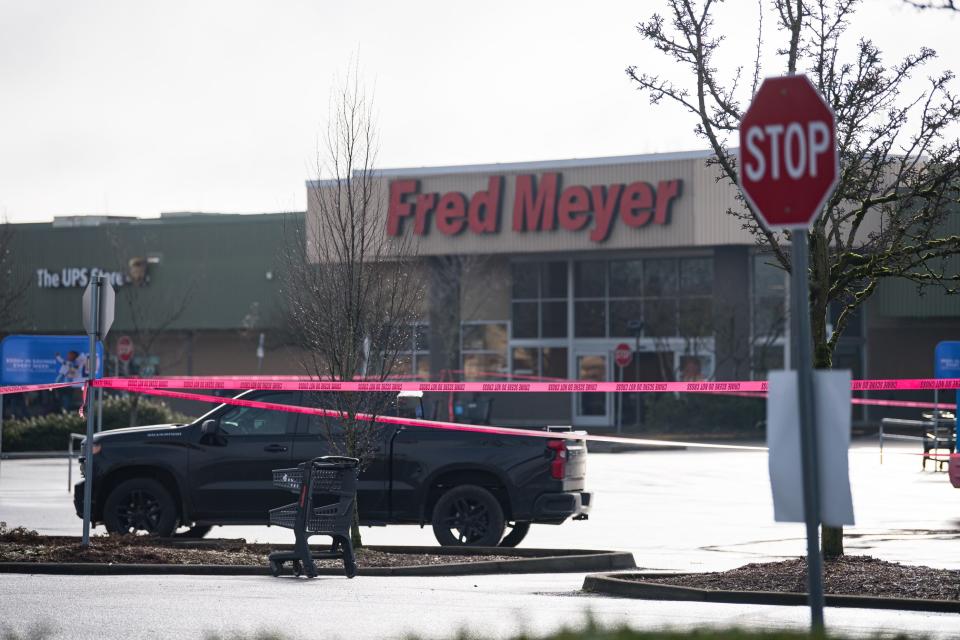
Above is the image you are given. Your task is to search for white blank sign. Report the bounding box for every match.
[767,369,855,527]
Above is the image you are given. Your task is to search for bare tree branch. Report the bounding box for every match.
[280,65,423,545]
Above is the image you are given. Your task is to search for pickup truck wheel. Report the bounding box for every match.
[499,522,531,547]
[431,485,505,547]
[103,478,178,537]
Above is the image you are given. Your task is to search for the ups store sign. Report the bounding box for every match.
[387,173,682,244]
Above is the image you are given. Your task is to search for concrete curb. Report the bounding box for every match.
[0,545,635,577]
[582,572,960,613]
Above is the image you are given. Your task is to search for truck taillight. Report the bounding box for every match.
[547,439,567,480]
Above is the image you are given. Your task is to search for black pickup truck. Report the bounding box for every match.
[74,390,591,547]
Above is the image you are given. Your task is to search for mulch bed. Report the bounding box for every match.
[640,556,960,601]
[0,524,515,568]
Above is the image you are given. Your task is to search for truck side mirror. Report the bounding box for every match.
[201,419,219,436]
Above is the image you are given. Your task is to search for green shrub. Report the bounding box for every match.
[641,394,765,435]
[1,395,188,452]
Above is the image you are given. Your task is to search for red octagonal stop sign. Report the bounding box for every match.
[739,75,838,230]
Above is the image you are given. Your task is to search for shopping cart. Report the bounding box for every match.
[267,456,359,578]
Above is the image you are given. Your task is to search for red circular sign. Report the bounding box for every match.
[614,343,632,368]
[116,336,134,363]
[739,75,838,230]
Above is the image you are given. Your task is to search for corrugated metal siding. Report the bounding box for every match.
[873,208,960,318]
[3,213,304,333]
[691,159,754,246]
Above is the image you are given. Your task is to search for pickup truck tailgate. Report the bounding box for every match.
[564,438,587,491]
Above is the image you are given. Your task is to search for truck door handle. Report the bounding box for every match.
[263,444,288,453]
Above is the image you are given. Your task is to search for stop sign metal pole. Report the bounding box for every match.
[81,277,101,547]
[738,74,837,633]
[791,228,825,630]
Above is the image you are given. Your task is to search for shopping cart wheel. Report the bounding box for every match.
[292,559,303,577]
[269,560,283,577]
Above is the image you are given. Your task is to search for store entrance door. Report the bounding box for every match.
[573,351,611,427]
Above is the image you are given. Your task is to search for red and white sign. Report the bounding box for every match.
[116,336,135,363]
[739,75,838,230]
[614,343,632,368]
[387,174,683,243]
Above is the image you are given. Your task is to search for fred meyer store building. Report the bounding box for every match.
[311,151,959,428]
[2,152,955,428]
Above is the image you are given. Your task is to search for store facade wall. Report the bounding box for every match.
[308,151,781,427]
[1,212,308,417]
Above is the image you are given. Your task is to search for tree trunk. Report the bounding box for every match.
[811,296,844,557]
[822,523,843,558]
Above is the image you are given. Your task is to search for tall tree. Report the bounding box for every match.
[629,0,960,556]
[282,68,422,547]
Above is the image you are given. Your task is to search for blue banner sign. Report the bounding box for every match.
[934,341,960,379]
[0,335,103,385]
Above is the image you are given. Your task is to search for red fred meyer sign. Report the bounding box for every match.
[387,173,683,243]
[739,75,838,230]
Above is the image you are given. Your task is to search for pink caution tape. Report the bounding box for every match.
[129,386,768,452]
[92,376,769,393]
[0,381,81,395]
[90,375,960,394]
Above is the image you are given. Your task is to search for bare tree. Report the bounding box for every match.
[282,68,422,547]
[628,0,960,556]
[0,221,29,329]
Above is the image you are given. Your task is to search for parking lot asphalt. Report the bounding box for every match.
[1,439,959,639]
[2,572,959,640]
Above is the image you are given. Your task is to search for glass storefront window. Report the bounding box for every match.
[396,322,430,379]
[511,256,714,343]
[511,346,569,379]
[542,261,568,298]
[645,299,678,337]
[643,259,678,296]
[680,257,713,295]
[678,298,713,336]
[541,300,567,338]
[574,301,606,337]
[511,347,537,376]
[753,344,785,379]
[511,263,538,298]
[462,322,509,380]
[463,353,507,380]
[609,260,643,297]
[542,347,568,379]
[751,253,788,379]
[609,299,643,337]
[510,302,538,339]
[678,355,709,381]
[574,261,606,298]
[511,261,568,339]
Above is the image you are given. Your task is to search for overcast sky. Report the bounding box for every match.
[1,0,957,223]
